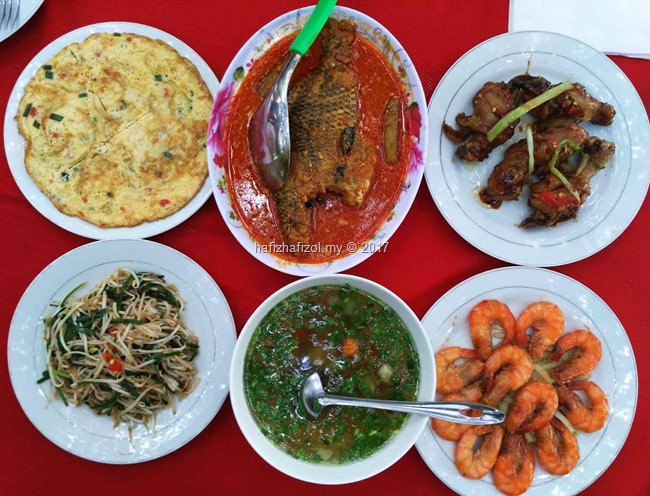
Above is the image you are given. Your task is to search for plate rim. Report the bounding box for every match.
[206,5,428,276]
[3,21,219,240]
[0,0,45,43]
[414,265,638,495]
[424,30,650,267]
[7,238,237,464]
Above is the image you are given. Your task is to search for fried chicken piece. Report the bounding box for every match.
[443,82,517,162]
[521,137,615,228]
[480,125,589,208]
[274,19,376,246]
[507,74,615,126]
[455,124,516,162]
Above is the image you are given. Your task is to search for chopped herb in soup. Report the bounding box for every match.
[244,284,419,463]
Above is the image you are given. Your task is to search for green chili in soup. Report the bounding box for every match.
[244,284,420,463]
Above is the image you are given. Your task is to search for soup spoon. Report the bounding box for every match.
[249,0,337,193]
[301,371,505,424]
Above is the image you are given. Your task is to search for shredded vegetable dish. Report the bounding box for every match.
[38,268,200,428]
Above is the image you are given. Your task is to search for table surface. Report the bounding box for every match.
[1,1,648,495]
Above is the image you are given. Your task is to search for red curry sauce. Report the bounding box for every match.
[223,31,412,263]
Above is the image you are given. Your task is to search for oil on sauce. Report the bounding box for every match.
[222,31,412,263]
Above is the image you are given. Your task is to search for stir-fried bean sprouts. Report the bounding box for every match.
[41,268,199,427]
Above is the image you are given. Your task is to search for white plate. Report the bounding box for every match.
[425,31,650,266]
[415,266,637,496]
[0,0,44,43]
[8,239,236,463]
[4,22,219,239]
[208,6,428,276]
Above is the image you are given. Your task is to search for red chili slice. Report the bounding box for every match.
[102,352,123,373]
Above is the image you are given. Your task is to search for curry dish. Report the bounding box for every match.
[16,33,212,227]
[276,20,376,247]
[223,19,414,263]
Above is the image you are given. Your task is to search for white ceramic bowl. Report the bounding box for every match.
[229,275,435,484]
[207,6,428,276]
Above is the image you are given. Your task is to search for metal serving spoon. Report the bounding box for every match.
[249,0,337,193]
[301,371,505,424]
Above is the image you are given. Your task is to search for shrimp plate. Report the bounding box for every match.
[415,266,637,496]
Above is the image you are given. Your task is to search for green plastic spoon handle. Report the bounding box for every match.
[289,0,338,55]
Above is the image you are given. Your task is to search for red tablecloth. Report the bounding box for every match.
[1,1,648,494]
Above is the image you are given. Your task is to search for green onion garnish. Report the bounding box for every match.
[526,126,534,177]
[113,32,121,36]
[36,370,50,384]
[61,172,69,182]
[547,139,582,202]
[44,70,54,79]
[575,153,591,176]
[53,370,71,379]
[22,103,33,117]
[79,92,88,98]
[60,282,86,307]
[43,64,53,71]
[154,74,162,82]
[50,113,64,122]
[56,387,69,406]
[163,151,172,158]
[487,81,574,142]
[33,120,41,129]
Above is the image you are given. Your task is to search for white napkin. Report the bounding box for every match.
[509,0,650,59]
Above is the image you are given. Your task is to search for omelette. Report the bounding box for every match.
[15,32,212,228]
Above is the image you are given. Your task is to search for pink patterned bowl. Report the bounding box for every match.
[207,6,427,276]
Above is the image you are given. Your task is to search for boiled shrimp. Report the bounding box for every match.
[431,383,483,441]
[504,380,558,433]
[557,380,608,432]
[493,432,535,496]
[455,425,504,479]
[481,345,533,406]
[516,301,564,359]
[551,330,602,383]
[435,347,484,394]
[535,418,579,475]
[469,300,517,360]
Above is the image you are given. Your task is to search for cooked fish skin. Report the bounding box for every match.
[275,19,376,246]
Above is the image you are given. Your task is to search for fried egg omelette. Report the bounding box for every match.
[15,32,212,227]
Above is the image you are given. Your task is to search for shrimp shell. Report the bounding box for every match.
[493,432,535,496]
[504,380,558,433]
[535,417,580,475]
[551,330,602,383]
[435,346,484,394]
[481,345,533,407]
[516,301,564,359]
[557,380,609,432]
[469,300,517,360]
[455,425,504,479]
[430,383,483,441]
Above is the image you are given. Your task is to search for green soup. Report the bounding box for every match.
[244,284,420,463]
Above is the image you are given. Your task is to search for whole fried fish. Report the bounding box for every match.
[275,19,376,246]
